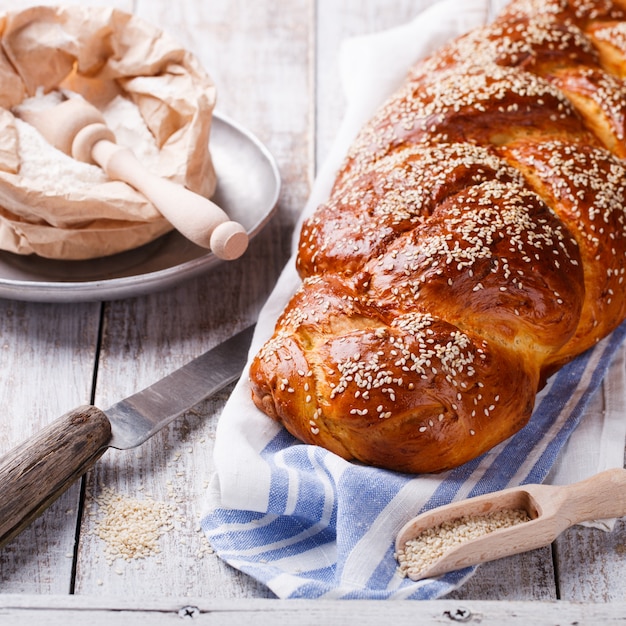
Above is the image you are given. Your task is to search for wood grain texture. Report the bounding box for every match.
[2,595,626,625]
[0,299,102,593]
[136,0,314,254]
[548,364,626,603]
[447,548,557,601]
[0,406,111,550]
[555,518,626,603]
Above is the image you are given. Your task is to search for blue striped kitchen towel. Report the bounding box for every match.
[202,0,626,599]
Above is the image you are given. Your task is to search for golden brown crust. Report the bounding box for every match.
[501,140,626,364]
[250,0,626,473]
[249,277,539,473]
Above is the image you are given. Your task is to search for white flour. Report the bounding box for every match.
[102,95,161,171]
[14,91,160,192]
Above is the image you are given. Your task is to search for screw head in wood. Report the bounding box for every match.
[177,605,200,619]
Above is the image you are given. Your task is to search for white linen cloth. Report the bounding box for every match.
[202,0,626,598]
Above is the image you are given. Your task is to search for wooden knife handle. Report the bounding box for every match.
[0,405,111,549]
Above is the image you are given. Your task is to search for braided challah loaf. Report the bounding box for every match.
[250,0,626,473]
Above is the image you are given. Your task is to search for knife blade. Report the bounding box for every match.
[0,324,254,549]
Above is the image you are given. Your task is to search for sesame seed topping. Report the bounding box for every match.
[250,0,626,474]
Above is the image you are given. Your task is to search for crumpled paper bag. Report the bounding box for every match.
[0,5,216,260]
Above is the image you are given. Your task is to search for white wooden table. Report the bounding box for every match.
[0,0,625,623]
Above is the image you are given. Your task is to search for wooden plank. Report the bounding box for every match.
[136,0,315,244]
[72,0,313,598]
[552,382,626,602]
[0,299,102,593]
[0,0,140,596]
[2,595,626,625]
[447,548,556,601]
[74,381,274,598]
[555,518,626,602]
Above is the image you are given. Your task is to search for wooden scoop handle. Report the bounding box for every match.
[87,135,248,259]
[74,121,248,259]
[556,467,626,524]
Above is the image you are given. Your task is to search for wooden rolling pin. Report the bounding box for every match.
[16,96,249,260]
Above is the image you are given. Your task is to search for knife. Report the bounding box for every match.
[0,324,254,549]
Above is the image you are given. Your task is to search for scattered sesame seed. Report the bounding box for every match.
[90,488,177,564]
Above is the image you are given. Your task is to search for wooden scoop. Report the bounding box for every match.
[395,468,626,581]
[15,96,249,260]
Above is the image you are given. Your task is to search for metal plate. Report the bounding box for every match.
[0,112,280,303]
